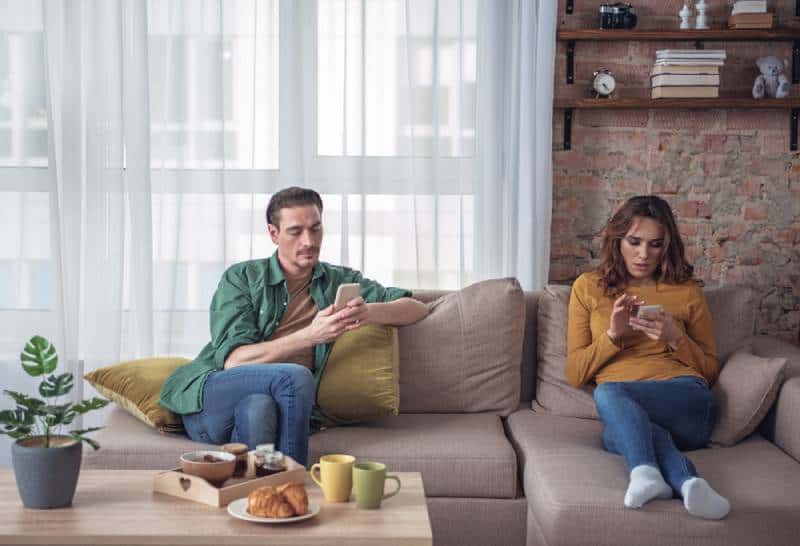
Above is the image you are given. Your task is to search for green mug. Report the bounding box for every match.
[352,461,401,509]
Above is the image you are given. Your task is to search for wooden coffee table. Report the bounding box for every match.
[0,469,432,546]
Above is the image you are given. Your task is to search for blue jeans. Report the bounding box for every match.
[181,363,315,466]
[593,376,717,495]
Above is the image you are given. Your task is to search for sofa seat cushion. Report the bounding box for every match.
[311,413,518,498]
[507,410,800,546]
[83,407,217,470]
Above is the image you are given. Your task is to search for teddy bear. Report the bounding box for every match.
[752,56,790,99]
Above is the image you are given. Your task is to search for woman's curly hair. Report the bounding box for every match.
[596,195,694,297]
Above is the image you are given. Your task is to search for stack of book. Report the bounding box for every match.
[728,0,773,29]
[651,49,725,99]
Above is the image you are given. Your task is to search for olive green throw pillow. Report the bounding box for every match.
[84,357,190,433]
[317,325,400,426]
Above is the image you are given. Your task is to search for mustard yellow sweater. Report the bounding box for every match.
[565,271,719,388]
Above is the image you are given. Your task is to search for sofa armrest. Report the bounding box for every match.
[765,377,800,463]
[751,335,800,462]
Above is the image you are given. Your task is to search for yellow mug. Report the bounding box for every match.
[309,454,355,502]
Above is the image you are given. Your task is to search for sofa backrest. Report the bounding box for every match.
[412,282,757,414]
[410,284,540,408]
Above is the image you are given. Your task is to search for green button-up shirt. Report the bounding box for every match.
[159,252,411,422]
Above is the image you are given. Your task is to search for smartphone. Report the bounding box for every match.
[636,304,663,318]
[333,283,361,312]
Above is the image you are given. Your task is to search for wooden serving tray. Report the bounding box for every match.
[153,456,307,507]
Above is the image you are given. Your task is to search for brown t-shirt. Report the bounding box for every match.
[269,273,317,369]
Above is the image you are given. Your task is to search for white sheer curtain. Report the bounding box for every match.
[0,0,555,465]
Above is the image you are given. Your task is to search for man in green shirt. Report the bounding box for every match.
[159,187,428,466]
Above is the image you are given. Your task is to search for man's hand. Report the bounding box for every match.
[304,303,364,345]
[629,310,683,348]
[343,296,370,330]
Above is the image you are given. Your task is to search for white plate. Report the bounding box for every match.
[227,498,320,524]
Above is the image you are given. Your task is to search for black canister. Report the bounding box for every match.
[599,5,614,29]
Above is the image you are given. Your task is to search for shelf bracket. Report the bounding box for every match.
[564,108,573,150]
[793,40,800,84]
[791,109,799,152]
[566,40,575,84]
[566,0,573,14]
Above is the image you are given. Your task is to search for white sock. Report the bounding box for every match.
[624,465,673,509]
[682,477,730,520]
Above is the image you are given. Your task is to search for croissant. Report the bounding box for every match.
[277,482,309,516]
[247,486,294,518]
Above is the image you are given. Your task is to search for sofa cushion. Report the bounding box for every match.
[85,408,518,500]
[534,284,597,419]
[83,406,217,469]
[704,284,756,362]
[311,413,518,498]
[399,278,524,415]
[711,349,787,446]
[84,357,190,432]
[507,410,800,546]
[316,324,399,425]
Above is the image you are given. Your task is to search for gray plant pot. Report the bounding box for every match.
[11,435,82,509]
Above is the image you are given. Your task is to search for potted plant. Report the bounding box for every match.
[0,335,109,508]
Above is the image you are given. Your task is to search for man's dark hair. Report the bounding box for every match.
[266,187,323,229]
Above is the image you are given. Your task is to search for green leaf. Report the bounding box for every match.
[3,390,45,413]
[71,397,110,414]
[0,409,35,427]
[20,336,58,377]
[42,403,73,427]
[39,373,74,398]
[70,431,101,451]
[0,409,35,439]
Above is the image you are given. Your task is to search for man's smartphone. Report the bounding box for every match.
[636,304,663,318]
[333,283,361,312]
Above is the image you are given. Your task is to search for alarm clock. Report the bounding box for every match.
[592,68,616,98]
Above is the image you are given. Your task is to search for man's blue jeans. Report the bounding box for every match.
[593,376,717,495]
[181,363,315,466]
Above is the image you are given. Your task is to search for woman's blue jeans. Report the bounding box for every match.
[181,363,315,466]
[593,376,717,495]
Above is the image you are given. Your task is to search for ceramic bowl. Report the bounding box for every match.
[180,450,236,486]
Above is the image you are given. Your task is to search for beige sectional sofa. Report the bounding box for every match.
[84,279,800,546]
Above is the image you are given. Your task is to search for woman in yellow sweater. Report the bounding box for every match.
[566,195,729,520]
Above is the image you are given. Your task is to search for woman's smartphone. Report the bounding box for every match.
[636,304,663,318]
[333,283,361,312]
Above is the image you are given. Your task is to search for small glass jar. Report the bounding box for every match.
[254,443,286,477]
[599,5,613,29]
[221,442,248,477]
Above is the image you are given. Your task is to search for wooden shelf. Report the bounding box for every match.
[557,28,800,41]
[555,97,800,109]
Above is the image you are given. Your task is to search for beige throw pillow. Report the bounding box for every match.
[397,278,525,415]
[533,284,598,419]
[711,349,787,447]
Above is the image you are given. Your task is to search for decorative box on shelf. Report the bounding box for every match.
[153,455,307,507]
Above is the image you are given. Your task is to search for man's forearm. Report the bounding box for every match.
[367,297,428,326]
[224,331,312,369]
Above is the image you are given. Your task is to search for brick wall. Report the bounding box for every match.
[551,1,800,343]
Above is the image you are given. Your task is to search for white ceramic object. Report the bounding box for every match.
[227,498,321,523]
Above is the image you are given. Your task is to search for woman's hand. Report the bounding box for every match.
[629,310,682,347]
[608,294,644,340]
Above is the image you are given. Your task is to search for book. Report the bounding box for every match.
[650,64,720,75]
[651,73,720,87]
[654,59,725,66]
[728,13,773,28]
[656,49,727,59]
[731,0,767,15]
[652,86,719,99]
